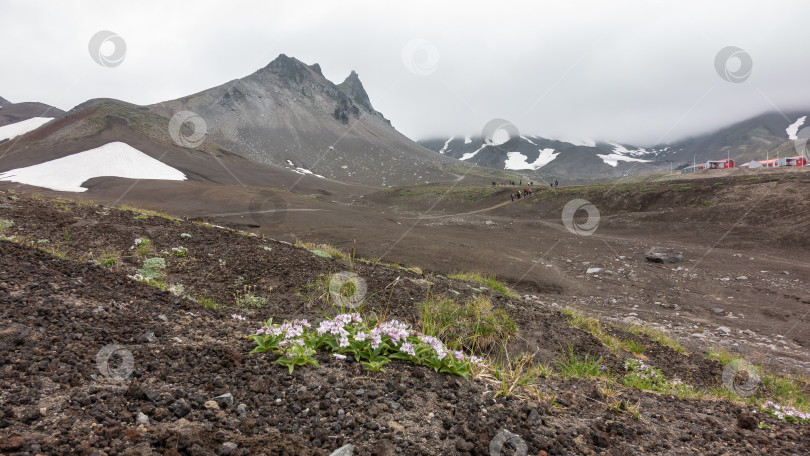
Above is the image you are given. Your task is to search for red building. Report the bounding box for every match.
[781,156,808,167]
[706,158,734,169]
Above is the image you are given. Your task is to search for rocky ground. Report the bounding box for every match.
[1,190,809,455]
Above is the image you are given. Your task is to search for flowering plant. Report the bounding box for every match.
[623,358,692,394]
[249,313,481,378]
[171,246,187,257]
[762,401,810,424]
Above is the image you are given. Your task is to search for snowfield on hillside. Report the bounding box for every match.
[0,117,53,141]
[504,148,559,170]
[0,141,186,192]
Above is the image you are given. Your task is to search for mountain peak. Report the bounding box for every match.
[261,54,320,83]
[0,96,10,107]
[338,70,373,114]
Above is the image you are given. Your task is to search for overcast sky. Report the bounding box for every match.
[2,0,809,145]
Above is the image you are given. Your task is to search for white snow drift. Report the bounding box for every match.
[0,141,186,192]
[787,116,806,140]
[0,117,53,141]
[504,148,559,170]
[597,142,652,167]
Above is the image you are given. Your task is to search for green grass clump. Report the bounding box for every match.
[137,257,166,279]
[99,252,119,268]
[235,285,268,311]
[421,295,517,349]
[448,271,517,298]
[625,324,686,354]
[0,219,13,231]
[294,240,347,260]
[556,345,609,379]
[562,308,645,355]
[118,204,173,220]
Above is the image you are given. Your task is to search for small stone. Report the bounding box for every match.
[736,276,748,281]
[737,413,756,430]
[743,329,756,337]
[586,268,603,275]
[236,403,247,415]
[645,247,683,263]
[354,388,365,396]
[157,314,168,322]
[137,332,156,343]
[387,420,405,433]
[329,444,355,456]
[204,401,220,410]
[136,412,149,425]
[712,307,724,314]
[216,442,238,456]
[170,400,191,418]
[0,437,24,451]
[455,439,474,451]
[716,326,731,334]
[593,431,610,448]
[214,393,234,406]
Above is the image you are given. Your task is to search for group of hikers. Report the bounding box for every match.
[501,179,559,202]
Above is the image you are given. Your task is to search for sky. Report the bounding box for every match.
[1,0,809,146]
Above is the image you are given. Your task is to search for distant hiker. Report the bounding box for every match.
[555,179,558,189]
[550,182,553,189]
[510,194,514,202]
[519,180,522,185]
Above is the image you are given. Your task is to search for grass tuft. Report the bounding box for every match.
[448,271,517,298]
[421,295,517,350]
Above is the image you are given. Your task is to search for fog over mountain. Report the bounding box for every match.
[2,1,810,145]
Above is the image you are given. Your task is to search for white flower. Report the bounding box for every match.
[334,354,346,361]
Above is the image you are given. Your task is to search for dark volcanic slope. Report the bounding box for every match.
[149,54,499,187]
[0,97,65,127]
[1,192,809,455]
[0,100,361,202]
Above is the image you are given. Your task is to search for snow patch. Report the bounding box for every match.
[597,153,651,167]
[608,142,649,157]
[464,135,472,144]
[460,144,486,161]
[504,148,559,170]
[439,136,453,154]
[787,116,806,140]
[0,141,186,192]
[520,135,537,146]
[0,117,53,141]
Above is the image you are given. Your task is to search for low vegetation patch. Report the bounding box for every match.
[624,323,686,354]
[294,240,348,260]
[707,347,810,423]
[562,308,645,355]
[249,313,483,377]
[421,295,517,350]
[448,271,517,298]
